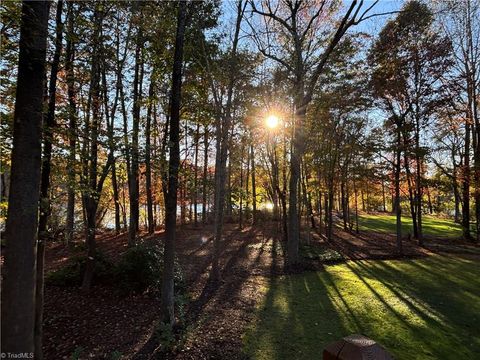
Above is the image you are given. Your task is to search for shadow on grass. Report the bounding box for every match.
[243,255,480,360]
[358,214,465,239]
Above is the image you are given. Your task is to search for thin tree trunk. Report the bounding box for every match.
[65,1,77,245]
[82,5,111,292]
[462,121,472,240]
[194,123,200,227]
[35,3,63,358]
[160,0,187,327]
[395,126,403,254]
[327,182,334,241]
[202,125,209,223]
[128,12,144,244]
[211,1,245,281]
[382,176,387,212]
[404,152,418,238]
[251,144,257,224]
[146,80,155,234]
[239,144,245,229]
[354,176,359,234]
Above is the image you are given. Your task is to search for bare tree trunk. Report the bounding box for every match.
[1,2,49,355]
[65,1,77,245]
[160,0,187,327]
[287,99,306,266]
[463,121,472,240]
[354,176,359,234]
[395,127,403,254]
[146,80,155,234]
[35,2,63,358]
[128,12,144,244]
[404,152,418,239]
[202,125,209,223]
[239,144,245,229]
[82,5,112,292]
[194,123,200,227]
[327,183,334,241]
[341,174,348,231]
[251,144,257,224]
[381,176,387,212]
[211,1,245,281]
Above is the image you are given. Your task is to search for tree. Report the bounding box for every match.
[370,0,452,246]
[1,1,49,354]
[81,4,113,292]
[65,1,77,244]
[128,3,144,246]
[436,0,480,242]
[35,1,64,358]
[249,0,383,267]
[160,0,187,327]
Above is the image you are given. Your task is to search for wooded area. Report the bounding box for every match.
[1,1,479,359]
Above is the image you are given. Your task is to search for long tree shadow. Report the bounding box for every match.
[134,222,284,359]
[243,256,480,360]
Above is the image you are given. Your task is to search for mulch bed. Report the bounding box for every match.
[35,219,479,359]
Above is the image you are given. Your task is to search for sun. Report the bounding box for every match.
[265,115,279,129]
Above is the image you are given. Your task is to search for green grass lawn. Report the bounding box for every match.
[358,213,463,238]
[243,256,480,360]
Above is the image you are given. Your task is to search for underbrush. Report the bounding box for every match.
[46,241,185,295]
[46,250,113,286]
[300,244,344,263]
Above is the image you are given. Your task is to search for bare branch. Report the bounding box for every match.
[249,0,294,33]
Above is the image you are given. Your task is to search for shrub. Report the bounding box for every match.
[114,243,164,293]
[46,242,185,295]
[46,250,113,286]
[115,243,185,294]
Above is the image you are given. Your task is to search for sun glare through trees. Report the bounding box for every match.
[0,0,479,359]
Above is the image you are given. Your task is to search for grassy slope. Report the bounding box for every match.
[243,256,480,360]
[358,213,463,238]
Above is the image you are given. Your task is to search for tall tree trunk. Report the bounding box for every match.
[211,1,245,281]
[202,125,209,223]
[395,126,403,254]
[101,41,122,235]
[414,118,423,245]
[381,176,387,212]
[193,123,200,227]
[287,98,306,266]
[426,185,433,214]
[354,176,359,234]
[465,0,480,243]
[251,144,257,224]
[404,153,418,238]
[245,145,250,223]
[453,159,461,223]
[160,0,187,327]
[341,174,348,231]
[239,144,246,229]
[35,2,63,358]
[146,80,155,234]
[462,122,472,240]
[128,12,144,244]
[65,1,77,245]
[81,5,111,292]
[1,1,49,355]
[327,181,334,241]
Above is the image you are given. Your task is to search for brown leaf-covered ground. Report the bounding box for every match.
[37,220,478,359]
